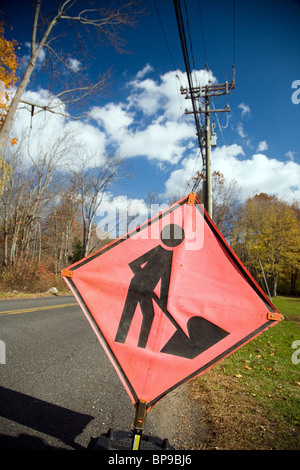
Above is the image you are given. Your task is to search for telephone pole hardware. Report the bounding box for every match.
[181,75,235,218]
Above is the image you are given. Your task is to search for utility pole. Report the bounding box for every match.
[205,92,212,217]
[173,0,235,217]
[181,74,235,218]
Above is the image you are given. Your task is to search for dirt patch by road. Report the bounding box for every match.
[147,382,209,450]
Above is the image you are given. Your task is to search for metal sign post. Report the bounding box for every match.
[131,400,147,450]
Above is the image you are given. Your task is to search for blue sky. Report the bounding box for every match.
[2,0,300,211]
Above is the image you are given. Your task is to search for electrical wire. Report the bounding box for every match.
[153,0,193,171]
[196,0,208,69]
[232,0,236,66]
[153,0,178,72]
[173,0,237,197]
[173,0,205,167]
[183,0,197,80]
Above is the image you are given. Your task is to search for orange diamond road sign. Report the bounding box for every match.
[61,193,283,411]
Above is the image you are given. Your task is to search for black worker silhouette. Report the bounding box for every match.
[114,223,229,359]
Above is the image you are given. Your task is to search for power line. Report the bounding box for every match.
[153,0,193,170]
[232,0,236,66]
[173,0,205,166]
[196,0,208,69]
[183,0,197,73]
[153,0,178,72]
[173,0,236,216]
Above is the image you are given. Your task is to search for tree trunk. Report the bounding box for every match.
[271,274,278,297]
[291,267,298,296]
[0,61,36,148]
[3,202,9,267]
[0,0,58,148]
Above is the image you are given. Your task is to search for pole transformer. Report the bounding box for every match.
[181,75,235,218]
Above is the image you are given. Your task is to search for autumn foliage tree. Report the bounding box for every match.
[0,20,18,127]
[230,193,300,297]
[0,1,144,292]
[0,20,17,193]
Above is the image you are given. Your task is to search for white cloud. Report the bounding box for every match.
[257,140,268,152]
[238,102,251,116]
[10,89,107,168]
[65,120,107,166]
[9,64,300,206]
[164,144,300,203]
[127,77,163,116]
[23,43,46,68]
[232,153,300,202]
[164,147,206,198]
[67,57,81,72]
[88,67,215,164]
[214,147,300,202]
[285,150,296,161]
[135,63,154,79]
[90,102,134,136]
[11,66,217,170]
[96,194,150,239]
[236,122,246,138]
[127,68,216,120]
[117,119,196,163]
[97,193,148,217]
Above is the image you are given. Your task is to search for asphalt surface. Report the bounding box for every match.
[0,295,150,450]
[0,295,205,451]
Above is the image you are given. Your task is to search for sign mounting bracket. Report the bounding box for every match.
[131,399,147,450]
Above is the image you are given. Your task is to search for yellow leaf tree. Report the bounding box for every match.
[0,20,16,193]
[0,21,17,128]
[230,193,300,297]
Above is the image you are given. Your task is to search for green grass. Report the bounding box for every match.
[224,315,300,424]
[193,296,300,449]
[273,295,300,318]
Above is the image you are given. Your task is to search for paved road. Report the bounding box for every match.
[0,295,150,450]
[0,295,204,450]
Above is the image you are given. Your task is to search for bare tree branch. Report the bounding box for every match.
[0,0,146,147]
[19,67,112,120]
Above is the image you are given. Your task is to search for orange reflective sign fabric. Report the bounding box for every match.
[62,194,282,410]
